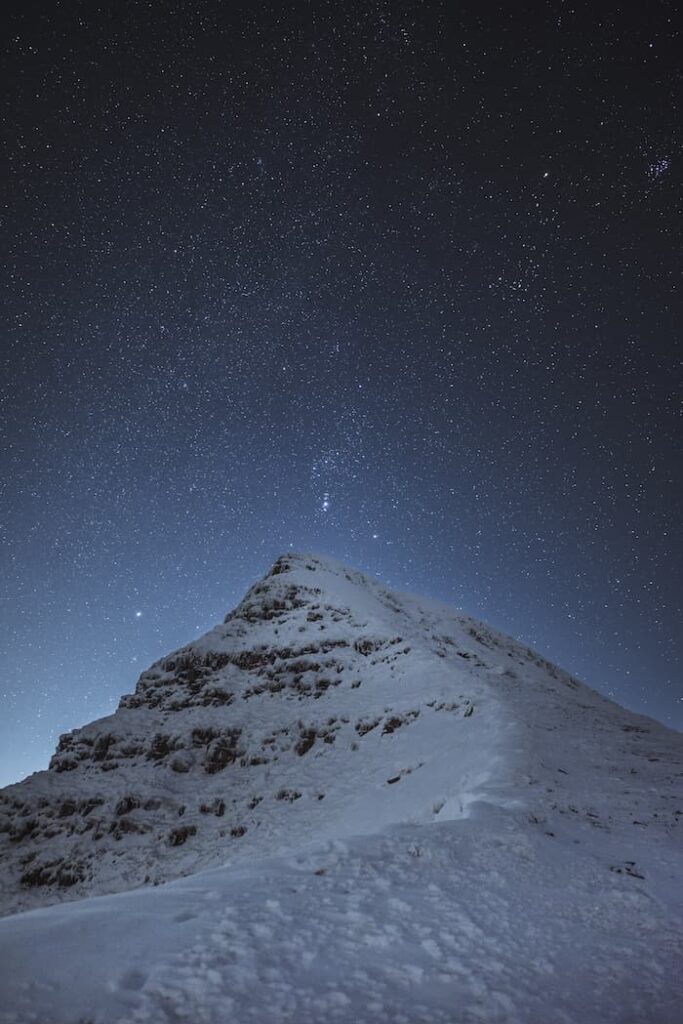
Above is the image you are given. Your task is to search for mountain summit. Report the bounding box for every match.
[2,552,517,915]
[1,554,681,1022]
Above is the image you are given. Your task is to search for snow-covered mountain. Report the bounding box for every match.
[1,553,681,1023]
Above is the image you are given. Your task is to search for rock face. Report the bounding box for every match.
[1,553,681,919]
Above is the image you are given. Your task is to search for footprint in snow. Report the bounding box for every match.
[173,909,198,923]
[118,968,147,991]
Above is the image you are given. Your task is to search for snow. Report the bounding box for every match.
[1,808,681,1023]
[0,553,681,1022]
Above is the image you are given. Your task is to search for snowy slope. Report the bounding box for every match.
[0,552,535,916]
[0,553,681,1022]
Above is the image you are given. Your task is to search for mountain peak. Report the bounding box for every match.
[226,552,398,625]
[1,556,680,925]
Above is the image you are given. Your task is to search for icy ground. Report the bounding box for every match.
[0,553,681,1021]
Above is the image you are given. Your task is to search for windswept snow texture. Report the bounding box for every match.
[0,553,681,1022]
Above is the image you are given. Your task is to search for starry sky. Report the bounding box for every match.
[1,1,681,786]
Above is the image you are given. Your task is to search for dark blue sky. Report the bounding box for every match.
[1,1,680,785]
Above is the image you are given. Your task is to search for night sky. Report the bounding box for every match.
[1,1,681,786]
